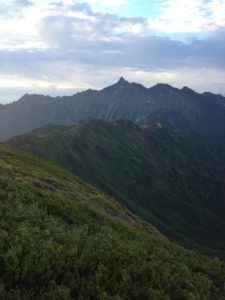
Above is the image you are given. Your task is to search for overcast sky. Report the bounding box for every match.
[0,0,225,103]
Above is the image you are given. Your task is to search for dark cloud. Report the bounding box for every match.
[1,29,224,74]
[30,2,225,71]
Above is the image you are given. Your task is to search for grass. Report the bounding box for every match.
[7,119,225,258]
[0,144,225,299]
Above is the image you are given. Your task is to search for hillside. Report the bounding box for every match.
[1,78,225,142]
[7,118,225,258]
[2,145,225,299]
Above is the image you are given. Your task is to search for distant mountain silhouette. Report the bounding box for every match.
[1,78,225,141]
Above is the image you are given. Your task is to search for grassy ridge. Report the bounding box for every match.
[7,119,225,258]
[1,144,225,299]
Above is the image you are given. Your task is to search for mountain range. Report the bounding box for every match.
[1,77,225,142]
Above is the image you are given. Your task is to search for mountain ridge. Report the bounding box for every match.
[7,117,225,258]
[1,78,225,142]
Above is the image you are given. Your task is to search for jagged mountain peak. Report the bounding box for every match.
[115,76,131,88]
[101,76,132,93]
[118,76,128,83]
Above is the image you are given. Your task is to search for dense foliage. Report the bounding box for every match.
[0,144,225,299]
[8,118,225,258]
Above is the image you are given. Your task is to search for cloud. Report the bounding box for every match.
[84,0,128,7]
[0,0,32,17]
[0,0,225,103]
[153,0,225,33]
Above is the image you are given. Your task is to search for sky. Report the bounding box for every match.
[0,0,225,103]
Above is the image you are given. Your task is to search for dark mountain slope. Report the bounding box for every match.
[7,119,225,258]
[1,78,225,141]
[2,145,225,299]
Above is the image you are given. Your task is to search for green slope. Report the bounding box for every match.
[1,145,225,299]
[7,119,225,258]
